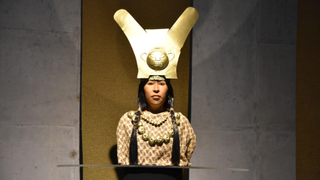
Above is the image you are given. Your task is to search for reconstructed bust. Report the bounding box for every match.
[114,7,198,166]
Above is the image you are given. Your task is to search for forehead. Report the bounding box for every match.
[147,80,166,83]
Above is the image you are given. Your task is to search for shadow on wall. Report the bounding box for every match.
[191,0,296,180]
[191,0,258,174]
[192,1,258,131]
[109,145,124,179]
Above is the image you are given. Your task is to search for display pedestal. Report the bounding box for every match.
[58,164,248,180]
[123,167,182,180]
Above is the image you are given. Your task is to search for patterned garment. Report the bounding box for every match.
[117,111,196,166]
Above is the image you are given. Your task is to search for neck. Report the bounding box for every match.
[147,106,166,114]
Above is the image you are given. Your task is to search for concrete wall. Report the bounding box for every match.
[190,0,296,179]
[0,0,80,179]
[0,0,296,179]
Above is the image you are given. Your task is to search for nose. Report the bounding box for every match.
[153,83,159,93]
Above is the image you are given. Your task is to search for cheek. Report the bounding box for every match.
[143,86,150,96]
[163,87,169,97]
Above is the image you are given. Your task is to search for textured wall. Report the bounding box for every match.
[0,0,80,179]
[296,1,320,179]
[190,0,296,179]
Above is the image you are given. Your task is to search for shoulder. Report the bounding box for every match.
[119,110,136,123]
[174,112,188,121]
[121,110,135,119]
[175,112,195,129]
[172,112,190,126]
[174,112,195,137]
[117,111,137,130]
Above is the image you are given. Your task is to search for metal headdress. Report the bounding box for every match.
[114,7,198,79]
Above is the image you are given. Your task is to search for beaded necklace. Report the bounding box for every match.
[127,111,180,146]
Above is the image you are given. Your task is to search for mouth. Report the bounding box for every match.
[151,95,161,99]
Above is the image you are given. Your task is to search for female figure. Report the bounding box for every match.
[114,7,198,167]
[116,76,196,166]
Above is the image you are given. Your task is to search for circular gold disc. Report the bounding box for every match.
[146,49,169,70]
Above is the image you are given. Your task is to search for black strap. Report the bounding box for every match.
[129,110,141,165]
[129,128,138,165]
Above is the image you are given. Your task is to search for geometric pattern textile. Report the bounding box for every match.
[117,111,196,166]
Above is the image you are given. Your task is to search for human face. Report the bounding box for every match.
[144,80,168,112]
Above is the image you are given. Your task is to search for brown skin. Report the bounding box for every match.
[144,80,168,113]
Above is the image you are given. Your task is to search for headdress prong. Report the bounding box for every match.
[114,7,198,79]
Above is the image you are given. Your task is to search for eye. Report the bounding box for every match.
[147,81,154,85]
[159,81,166,86]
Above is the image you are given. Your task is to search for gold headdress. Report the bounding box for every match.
[114,7,199,79]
